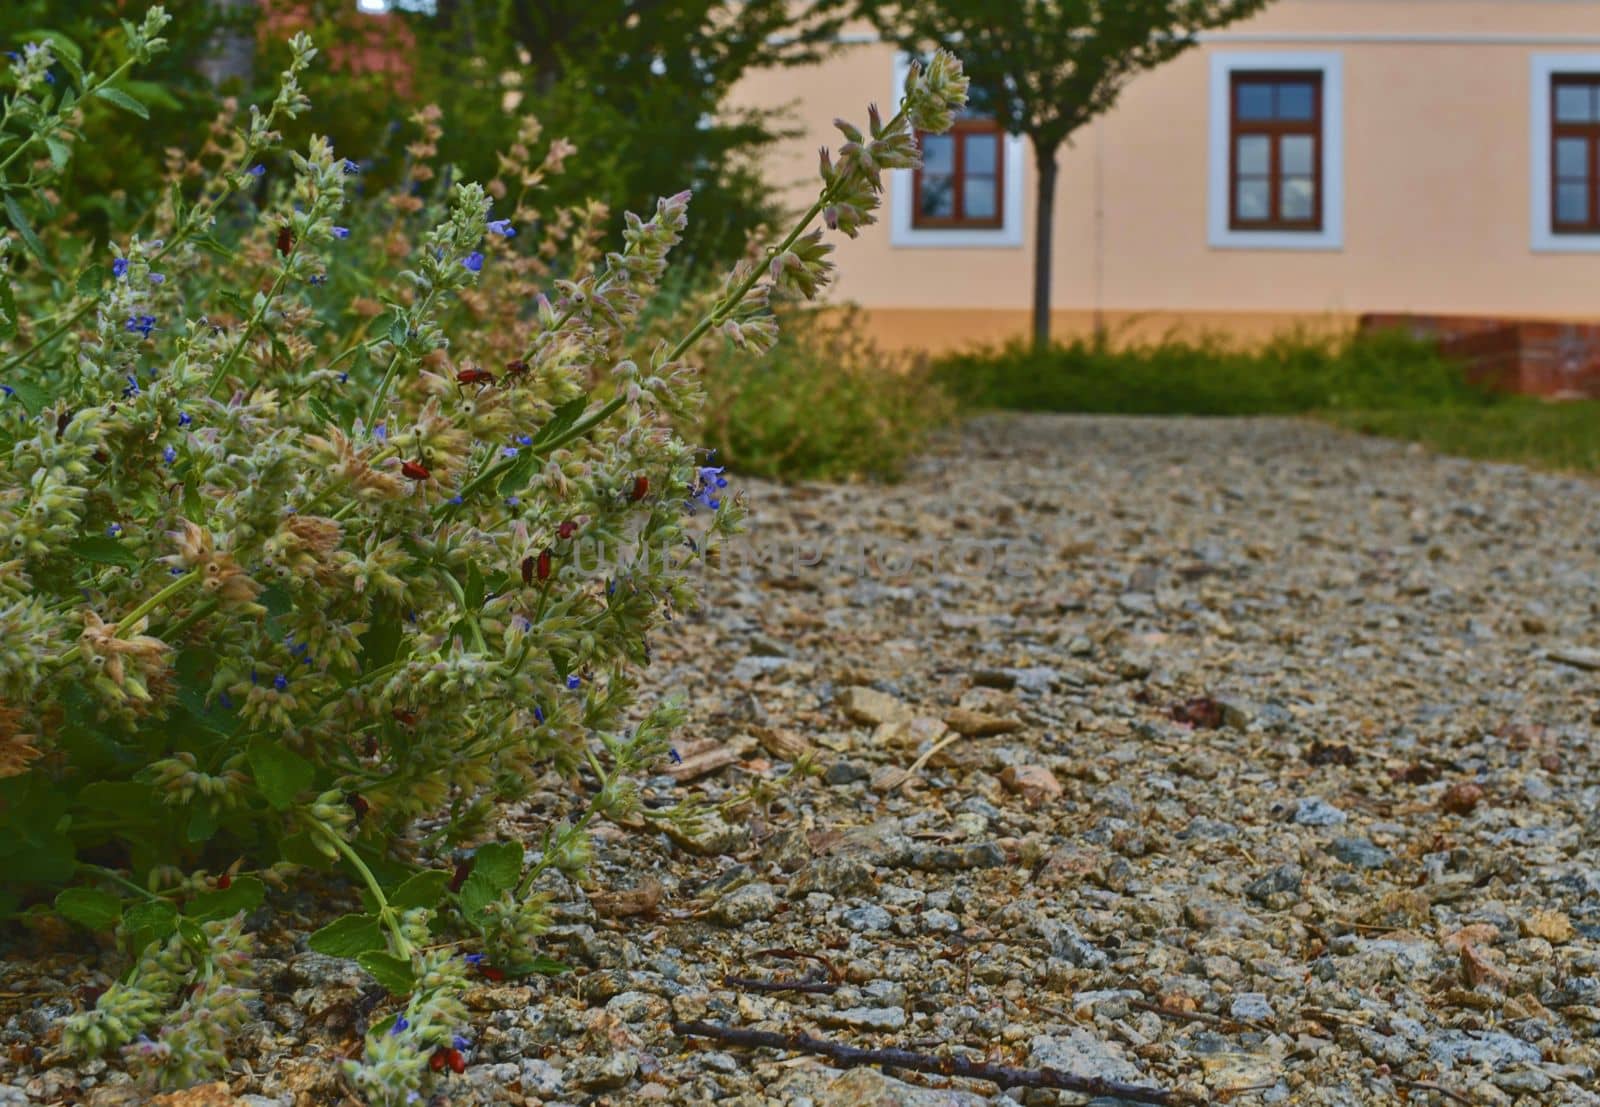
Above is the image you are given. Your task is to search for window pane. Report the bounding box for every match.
[1557,137,1590,180]
[965,132,998,175]
[920,174,955,218]
[922,134,955,175]
[1236,135,1269,175]
[1557,182,1590,224]
[1276,82,1315,120]
[964,176,997,219]
[1237,83,1274,120]
[1281,177,1316,221]
[1556,84,1593,123]
[1236,178,1270,220]
[1280,134,1314,176]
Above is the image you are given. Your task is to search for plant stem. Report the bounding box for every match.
[205,254,296,398]
[53,567,203,667]
[316,826,415,959]
[79,863,165,902]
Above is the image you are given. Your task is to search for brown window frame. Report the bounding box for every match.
[912,118,1005,230]
[1228,71,1324,233]
[1551,75,1600,235]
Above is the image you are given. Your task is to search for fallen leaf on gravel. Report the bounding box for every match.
[1459,942,1509,989]
[1168,696,1224,729]
[667,736,757,782]
[591,878,663,919]
[943,707,1021,736]
[837,686,910,726]
[1000,764,1063,806]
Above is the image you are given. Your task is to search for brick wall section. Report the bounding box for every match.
[1359,313,1600,398]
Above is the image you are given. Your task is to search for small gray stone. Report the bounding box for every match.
[824,760,871,786]
[1429,1030,1542,1071]
[1245,863,1304,904]
[712,882,779,926]
[1229,993,1275,1022]
[1328,837,1392,870]
[1028,1030,1145,1084]
[842,904,893,932]
[820,1005,908,1031]
[1294,796,1348,827]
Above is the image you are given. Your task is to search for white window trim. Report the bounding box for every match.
[888,52,1026,249]
[1531,54,1600,253]
[1207,50,1344,251]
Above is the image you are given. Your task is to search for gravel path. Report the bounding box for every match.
[7,414,1600,1106]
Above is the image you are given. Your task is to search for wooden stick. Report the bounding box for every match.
[672,1020,1194,1105]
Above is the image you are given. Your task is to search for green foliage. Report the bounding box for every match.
[696,303,953,481]
[1326,400,1600,475]
[0,9,968,1096]
[934,328,1485,415]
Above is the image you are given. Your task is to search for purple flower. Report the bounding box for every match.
[0,384,13,397]
[122,375,141,399]
[505,496,519,507]
[501,446,519,458]
[149,272,165,285]
[125,314,156,338]
[273,674,288,692]
[669,747,683,764]
[565,674,580,690]
[462,252,484,273]
[453,1035,471,1051]
[162,445,177,464]
[106,523,122,537]
[171,566,186,576]
[112,257,129,279]
[487,219,516,238]
[515,434,532,446]
[337,372,349,384]
[331,226,350,239]
[308,275,327,286]
[248,164,265,178]
[447,494,463,505]
[178,411,192,427]
[390,1015,409,1036]
[374,423,387,443]
[463,952,485,965]
[343,159,360,174]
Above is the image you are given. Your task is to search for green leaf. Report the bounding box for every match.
[69,536,141,569]
[0,275,17,339]
[246,736,315,810]
[4,195,46,262]
[93,85,148,119]
[512,954,569,976]
[76,263,105,298]
[307,912,386,958]
[185,876,265,921]
[472,841,524,891]
[357,951,415,994]
[54,48,85,91]
[185,804,219,843]
[307,395,337,429]
[121,899,179,956]
[4,379,46,415]
[44,136,70,171]
[389,869,451,910]
[54,887,123,931]
[456,870,499,925]
[464,563,485,612]
[528,396,589,450]
[360,609,403,670]
[279,831,338,871]
[495,451,538,497]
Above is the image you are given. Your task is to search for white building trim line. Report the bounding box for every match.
[1202,32,1600,47]
[1207,50,1344,251]
[887,53,1026,249]
[1531,54,1600,253]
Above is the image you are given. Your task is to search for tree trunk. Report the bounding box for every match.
[197,0,256,90]
[1031,145,1059,352]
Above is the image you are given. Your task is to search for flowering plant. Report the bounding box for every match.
[0,6,967,1097]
